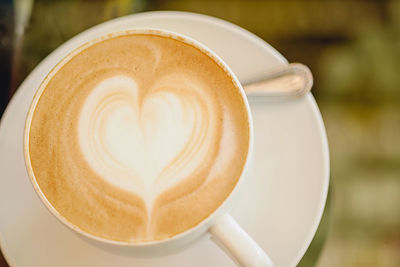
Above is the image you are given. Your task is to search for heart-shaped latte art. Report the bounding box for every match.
[78,74,217,206]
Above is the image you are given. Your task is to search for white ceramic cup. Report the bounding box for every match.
[23,29,274,267]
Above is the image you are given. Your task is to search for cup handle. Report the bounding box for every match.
[209,213,274,267]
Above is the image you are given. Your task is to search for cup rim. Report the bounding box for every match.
[23,28,254,247]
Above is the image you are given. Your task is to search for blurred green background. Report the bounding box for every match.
[0,0,399,266]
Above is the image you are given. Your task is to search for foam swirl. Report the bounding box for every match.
[78,73,219,206]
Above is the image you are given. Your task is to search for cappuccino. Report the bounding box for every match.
[26,31,250,242]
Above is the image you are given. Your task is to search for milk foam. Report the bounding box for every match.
[78,74,218,206]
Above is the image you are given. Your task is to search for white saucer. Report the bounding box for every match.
[0,11,329,267]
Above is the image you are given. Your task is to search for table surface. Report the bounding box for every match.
[1,1,399,267]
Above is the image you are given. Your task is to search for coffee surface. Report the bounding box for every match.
[28,33,249,242]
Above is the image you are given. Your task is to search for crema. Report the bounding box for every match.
[27,32,250,242]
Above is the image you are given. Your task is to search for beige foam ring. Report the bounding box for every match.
[28,33,250,242]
